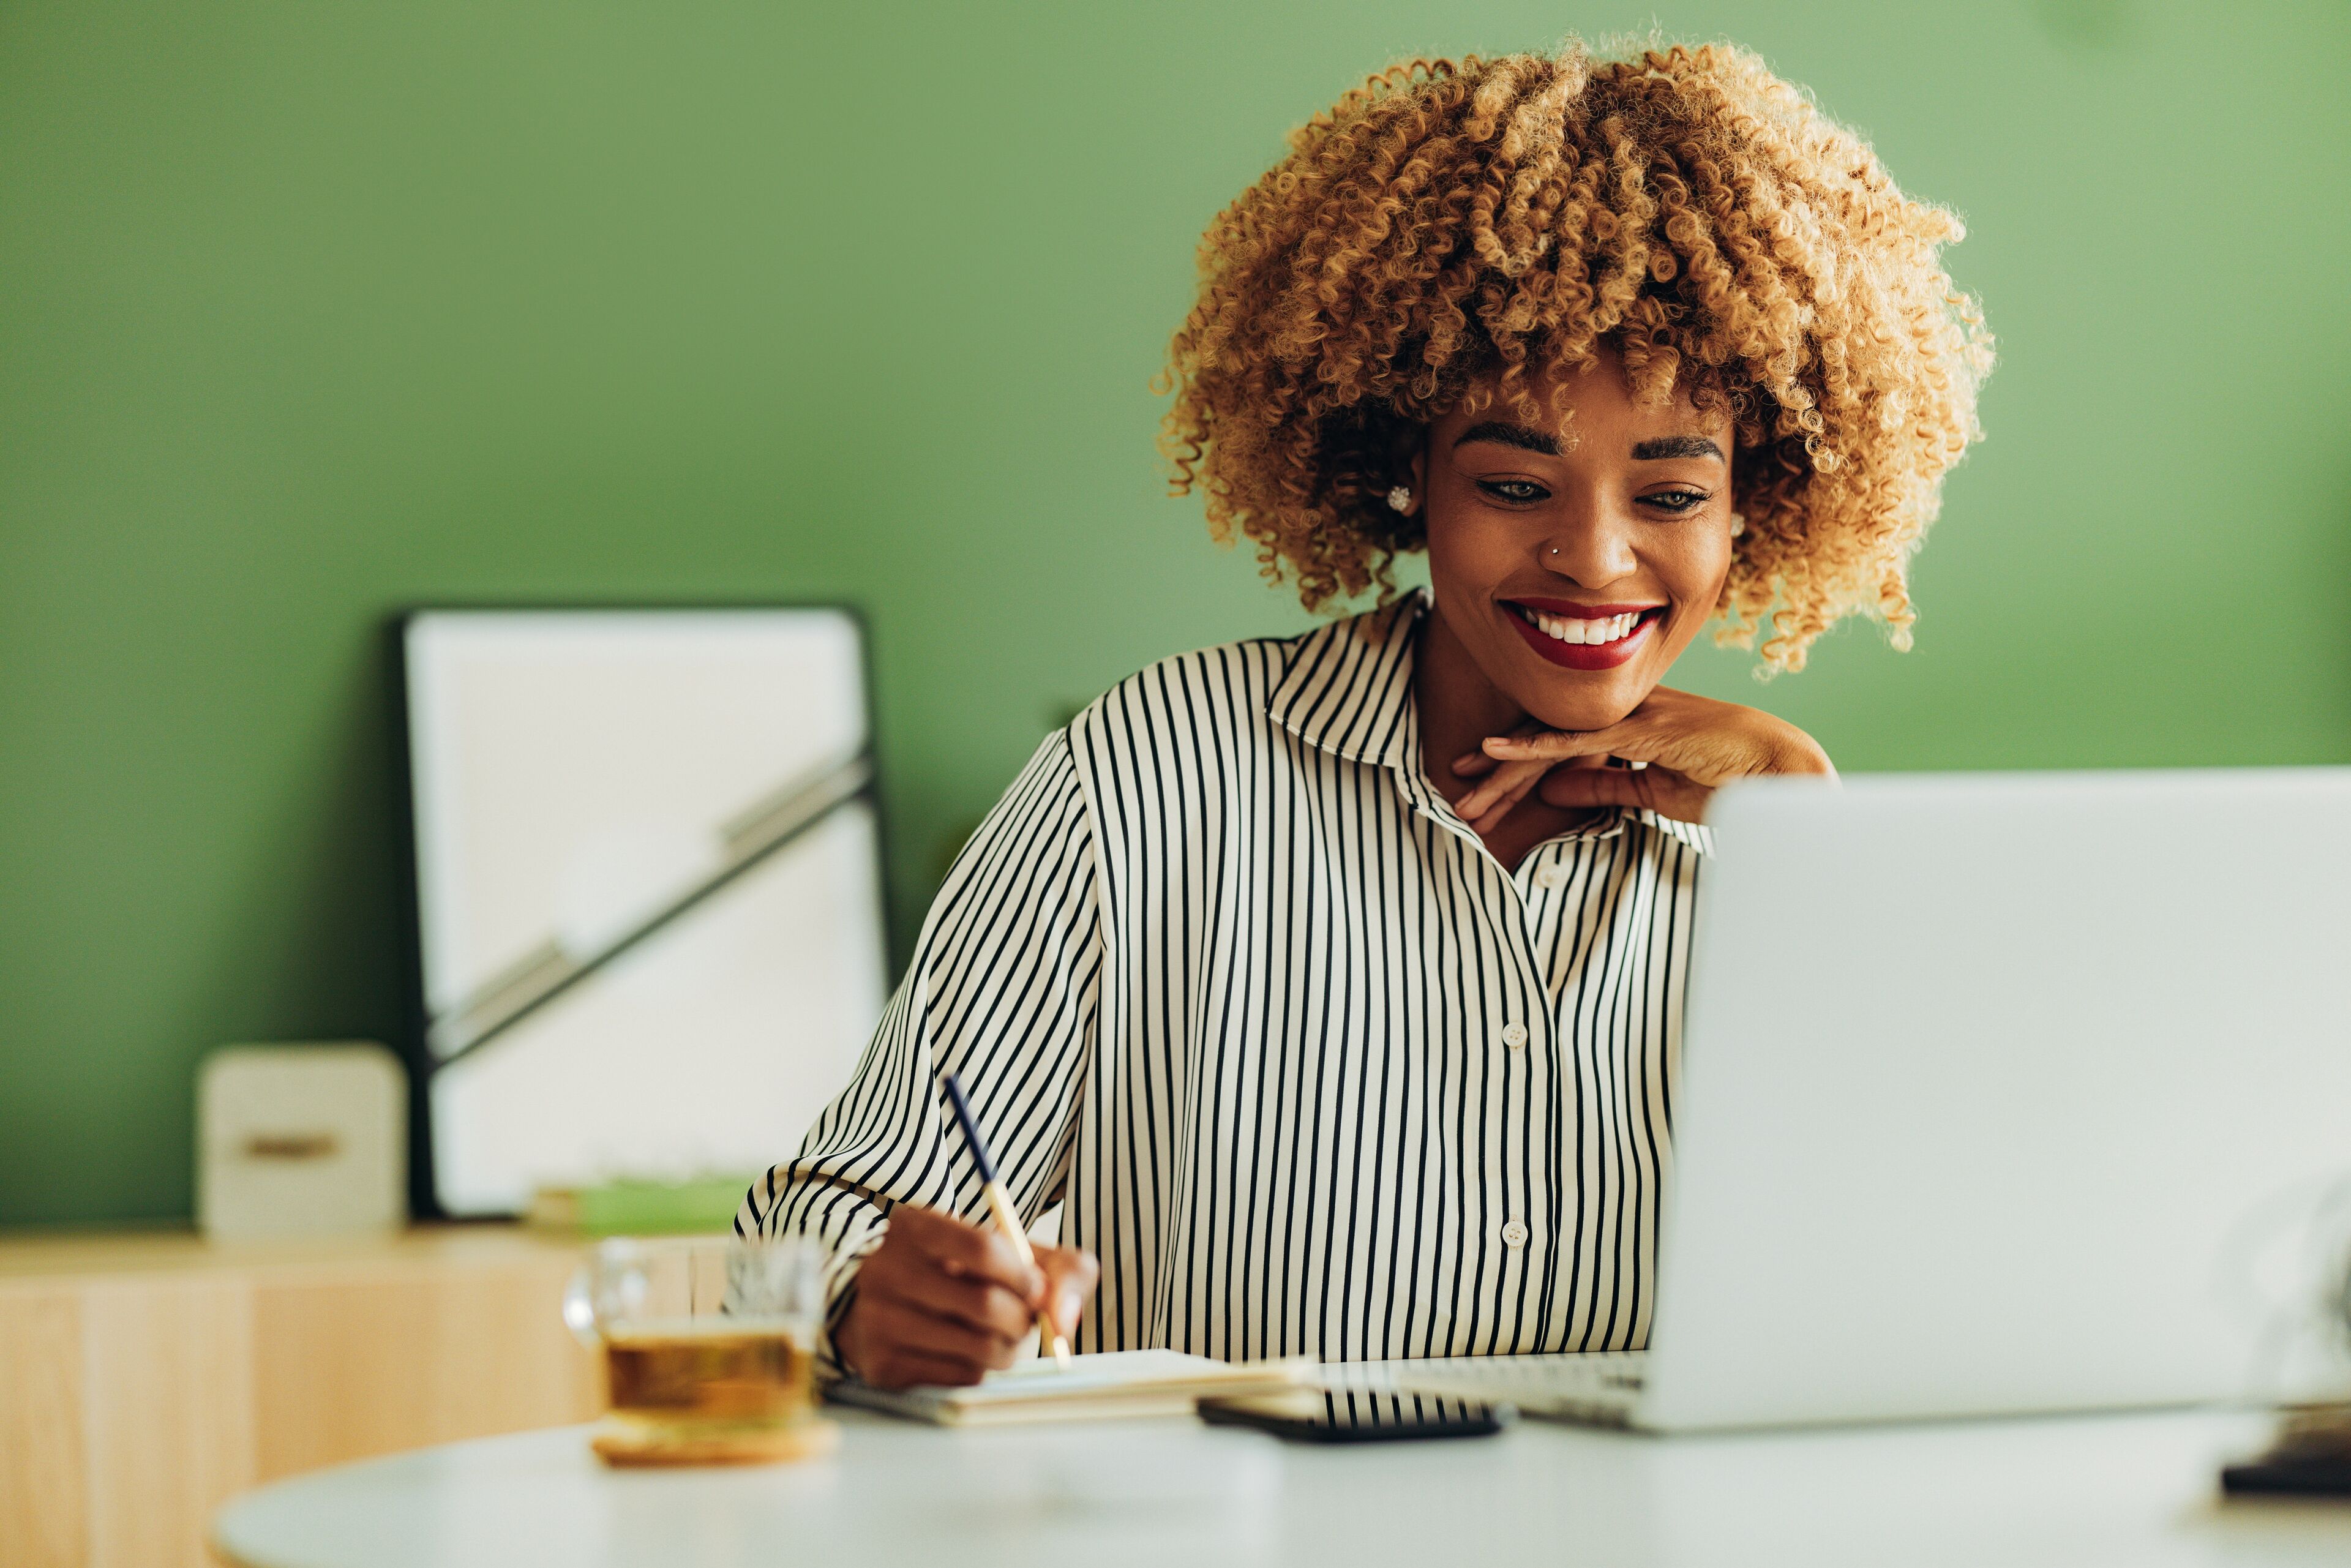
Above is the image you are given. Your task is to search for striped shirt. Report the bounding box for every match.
[737,592,1710,1368]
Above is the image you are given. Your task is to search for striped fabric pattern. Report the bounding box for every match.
[738,593,1709,1368]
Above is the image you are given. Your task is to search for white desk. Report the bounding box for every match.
[212,1406,2347,1568]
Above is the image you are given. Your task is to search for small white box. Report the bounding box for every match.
[198,1042,408,1240]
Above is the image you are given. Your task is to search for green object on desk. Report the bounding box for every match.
[531,1177,756,1237]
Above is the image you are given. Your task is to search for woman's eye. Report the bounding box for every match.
[1475,479,1550,505]
[1642,489,1709,514]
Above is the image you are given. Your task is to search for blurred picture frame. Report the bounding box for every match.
[389,604,892,1220]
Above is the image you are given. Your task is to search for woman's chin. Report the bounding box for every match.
[1486,618,1676,734]
[1518,678,1652,735]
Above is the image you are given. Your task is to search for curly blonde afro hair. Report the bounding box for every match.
[1160,40,1993,670]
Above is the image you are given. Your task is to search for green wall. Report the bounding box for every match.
[4,1,2346,1226]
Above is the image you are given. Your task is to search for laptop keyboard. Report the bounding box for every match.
[1329,1351,1649,1425]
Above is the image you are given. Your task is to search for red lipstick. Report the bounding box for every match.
[1509,599,1663,618]
[1501,601,1665,672]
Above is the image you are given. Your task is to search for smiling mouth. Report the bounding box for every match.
[1502,600,1668,671]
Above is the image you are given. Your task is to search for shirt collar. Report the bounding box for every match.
[1264,591,1428,770]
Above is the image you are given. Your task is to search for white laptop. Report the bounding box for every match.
[1378,768,2351,1431]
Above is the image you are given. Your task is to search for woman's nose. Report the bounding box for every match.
[1539,511,1638,587]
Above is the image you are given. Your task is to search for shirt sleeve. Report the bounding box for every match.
[733,729,1105,1375]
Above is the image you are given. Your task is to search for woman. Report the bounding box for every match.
[740,39,1990,1390]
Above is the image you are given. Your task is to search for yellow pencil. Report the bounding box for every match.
[943,1073,1073,1369]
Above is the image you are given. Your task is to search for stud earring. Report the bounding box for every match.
[1387,485,1413,514]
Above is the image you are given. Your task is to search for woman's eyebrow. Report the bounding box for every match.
[1453,420,1561,456]
[1630,434,1725,461]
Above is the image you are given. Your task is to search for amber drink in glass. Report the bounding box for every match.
[564,1234,833,1465]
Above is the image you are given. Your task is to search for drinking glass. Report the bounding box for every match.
[563,1233,834,1465]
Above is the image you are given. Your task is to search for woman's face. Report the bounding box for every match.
[1415,351,1739,732]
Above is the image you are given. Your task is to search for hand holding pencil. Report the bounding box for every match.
[940,1073,1073,1368]
[833,1076,1098,1391]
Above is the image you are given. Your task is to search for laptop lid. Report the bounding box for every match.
[1637,768,2351,1431]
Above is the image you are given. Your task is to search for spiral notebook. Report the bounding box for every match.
[825,1349,1308,1427]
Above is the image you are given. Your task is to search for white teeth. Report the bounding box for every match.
[1521,607,1651,646]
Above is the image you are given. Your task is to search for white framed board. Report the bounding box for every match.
[394,606,889,1218]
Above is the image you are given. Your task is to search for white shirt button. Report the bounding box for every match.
[1499,1022,1528,1049]
[1534,863,1567,889]
[1501,1220,1529,1248]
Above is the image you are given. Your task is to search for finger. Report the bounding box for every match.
[858,1296,1019,1371]
[894,1206,1044,1299]
[866,1343,994,1391]
[1483,727,1625,763]
[1458,756,1540,817]
[1466,768,1545,836]
[1457,719,1551,786]
[1464,750,1621,834]
[1538,765,1712,824]
[1034,1246,1100,1340]
[1455,757,1549,823]
[864,1267,1035,1343]
[1534,767,1645,809]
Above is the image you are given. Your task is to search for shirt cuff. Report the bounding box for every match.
[814,1210,891,1381]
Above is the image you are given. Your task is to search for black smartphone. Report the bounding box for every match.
[1198,1387,1512,1443]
